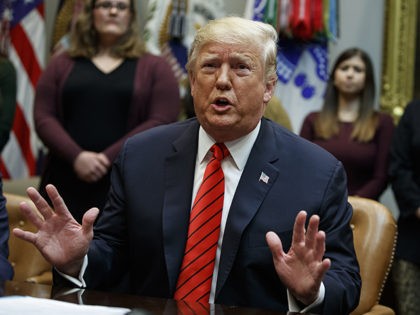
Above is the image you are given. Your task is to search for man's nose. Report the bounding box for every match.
[215,64,232,90]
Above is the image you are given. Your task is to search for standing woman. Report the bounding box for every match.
[300,48,394,200]
[34,0,180,223]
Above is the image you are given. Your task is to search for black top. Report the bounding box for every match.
[63,58,135,151]
[43,58,136,223]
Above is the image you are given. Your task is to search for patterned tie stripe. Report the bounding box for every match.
[176,299,210,315]
[174,143,229,303]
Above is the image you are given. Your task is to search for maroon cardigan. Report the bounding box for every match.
[34,51,180,165]
[300,111,395,200]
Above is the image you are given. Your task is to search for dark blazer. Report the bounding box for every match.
[0,176,13,281]
[389,100,420,263]
[84,118,361,314]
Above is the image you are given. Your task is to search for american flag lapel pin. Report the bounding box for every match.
[259,172,269,184]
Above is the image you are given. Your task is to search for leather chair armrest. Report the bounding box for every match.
[25,271,53,285]
[363,304,395,315]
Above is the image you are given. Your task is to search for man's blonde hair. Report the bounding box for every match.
[187,16,278,83]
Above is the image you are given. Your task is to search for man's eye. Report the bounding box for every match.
[235,64,251,74]
[202,63,215,69]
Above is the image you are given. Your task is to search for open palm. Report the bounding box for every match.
[13,184,98,276]
[266,211,331,306]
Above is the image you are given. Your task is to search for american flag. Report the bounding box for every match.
[0,0,45,179]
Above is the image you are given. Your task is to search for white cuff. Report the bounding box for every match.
[55,255,88,288]
[287,282,325,313]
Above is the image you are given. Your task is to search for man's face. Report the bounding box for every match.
[190,42,275,142]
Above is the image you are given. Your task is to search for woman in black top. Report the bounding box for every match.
[35,0,180,223]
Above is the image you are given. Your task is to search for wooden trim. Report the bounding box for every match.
[381,0,418,122]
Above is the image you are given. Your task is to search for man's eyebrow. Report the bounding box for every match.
[200,53,219,60]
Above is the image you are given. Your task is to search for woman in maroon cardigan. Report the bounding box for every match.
[34,0,180,223]
[300,48,394,200]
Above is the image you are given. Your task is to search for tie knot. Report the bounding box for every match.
[211,143,229,161]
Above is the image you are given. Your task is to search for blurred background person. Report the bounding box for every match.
[0,173,13,282]
[389,99,420,315]
[300,47,394,200]
[34,0,180,223]
[0,54,14,282]
[0,53,17,153]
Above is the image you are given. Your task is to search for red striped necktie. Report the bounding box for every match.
[174,143,230,303]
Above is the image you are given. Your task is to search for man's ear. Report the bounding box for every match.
[263,79,276,103]
[188,73,196,97]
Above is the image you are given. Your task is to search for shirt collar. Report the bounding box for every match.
[197,121,261,171]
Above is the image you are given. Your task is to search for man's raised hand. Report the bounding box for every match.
[13,184,99,277]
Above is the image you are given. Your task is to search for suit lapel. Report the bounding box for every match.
[216,119,280,296]
[162,120,200,294]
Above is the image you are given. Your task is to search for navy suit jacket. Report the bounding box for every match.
[0,177,13,281]
[84,118,360,314]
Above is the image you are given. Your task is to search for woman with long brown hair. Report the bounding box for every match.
[35,0,180,223]
[300,48,394,200]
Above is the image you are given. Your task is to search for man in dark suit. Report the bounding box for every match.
[14,16,360,314]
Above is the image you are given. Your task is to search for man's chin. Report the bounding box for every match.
[202,120,246,142]
[204,117,236,131]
